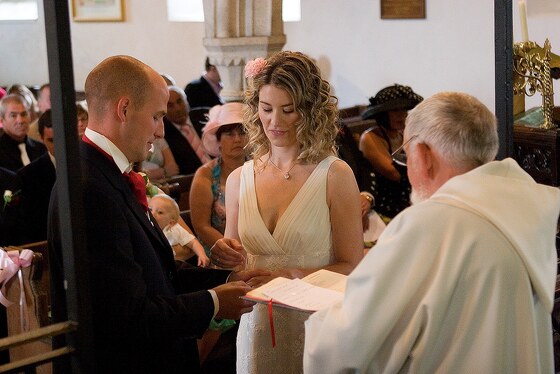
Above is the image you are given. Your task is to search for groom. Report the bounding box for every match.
[48,55,264,373]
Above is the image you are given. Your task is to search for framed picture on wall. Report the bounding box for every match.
[381,0,425,19]
[71,0,124,22]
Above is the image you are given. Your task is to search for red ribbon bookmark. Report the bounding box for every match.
[268,299,276,348]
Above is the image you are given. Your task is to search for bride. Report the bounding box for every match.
[211,51,363,373]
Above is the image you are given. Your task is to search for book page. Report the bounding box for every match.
[261,278,343,312]
[301,269,347,293]
[242,270,348,311]
[244,277,292,301]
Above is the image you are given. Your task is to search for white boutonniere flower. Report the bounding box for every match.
[138,172,159,198]
[3,190,21,209]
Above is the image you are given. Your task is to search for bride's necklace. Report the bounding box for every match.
[268,156,298,180]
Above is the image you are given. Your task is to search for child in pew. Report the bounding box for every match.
[150,193,234,365]
[148,194,210,267]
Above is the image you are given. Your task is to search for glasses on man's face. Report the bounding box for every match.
[391,134,418,167]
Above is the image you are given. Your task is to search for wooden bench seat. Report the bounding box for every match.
[3,241,51,373]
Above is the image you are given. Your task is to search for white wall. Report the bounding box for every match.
[0,0,558,111]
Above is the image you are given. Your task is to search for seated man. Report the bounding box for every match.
[0,94,46,172]
[164,85,210,175]
[185,57,223,111]
[304,92,560,373]
[27,83,51,142]
[8,110,56,245]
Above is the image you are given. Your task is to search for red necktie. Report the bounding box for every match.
[83,135,148,212]
[123,171,149,212]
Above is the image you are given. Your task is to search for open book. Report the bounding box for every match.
[243,269,347,312]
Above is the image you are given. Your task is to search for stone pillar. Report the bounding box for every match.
[202,0,286,102]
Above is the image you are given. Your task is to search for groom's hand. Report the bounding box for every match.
[229,269,271,283]
[213,281,254,320]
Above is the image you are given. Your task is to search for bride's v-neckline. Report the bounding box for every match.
[252,157,330,236]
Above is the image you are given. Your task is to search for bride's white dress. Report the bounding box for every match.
[236,156,338,373]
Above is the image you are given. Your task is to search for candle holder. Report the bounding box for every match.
[513,39,555,129]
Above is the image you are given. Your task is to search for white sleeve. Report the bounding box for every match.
[176,225,195,246]
[304,206,446,373]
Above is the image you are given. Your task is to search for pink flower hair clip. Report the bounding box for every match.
[244,57,268,78]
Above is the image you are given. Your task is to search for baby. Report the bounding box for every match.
[149,194,210,267]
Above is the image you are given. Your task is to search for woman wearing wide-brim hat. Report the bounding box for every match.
[188,101,248,369]
[359,84,423,219]
[189,102,249,257]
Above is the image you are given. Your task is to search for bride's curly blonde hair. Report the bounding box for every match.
[243,51,339,166]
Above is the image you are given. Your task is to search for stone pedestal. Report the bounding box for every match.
[202,0,286,102]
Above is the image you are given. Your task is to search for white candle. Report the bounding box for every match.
[519,0,529,42]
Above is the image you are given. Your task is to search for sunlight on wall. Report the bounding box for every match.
[166,0,300,22]
[0,0,38,21]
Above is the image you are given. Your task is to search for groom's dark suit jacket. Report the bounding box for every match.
[48,141,229,373]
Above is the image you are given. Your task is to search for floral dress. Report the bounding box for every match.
[201,157,226,255]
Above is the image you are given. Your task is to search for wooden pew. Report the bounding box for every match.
[339,104,367,119]
[3,241,51,374]
[154,173,195,211]
[339,105,375,142]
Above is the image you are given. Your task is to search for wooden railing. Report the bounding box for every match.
[0,321,76,373]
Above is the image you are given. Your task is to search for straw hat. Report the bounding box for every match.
[202,102,246,157]
[361,84,423,120]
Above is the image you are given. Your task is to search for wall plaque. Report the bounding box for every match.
[381,0,426,19]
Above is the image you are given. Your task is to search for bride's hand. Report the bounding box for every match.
[211,238,246,268]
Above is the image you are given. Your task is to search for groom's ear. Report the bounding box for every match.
[116,97,131,122]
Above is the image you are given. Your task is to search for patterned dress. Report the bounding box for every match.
[200,157,227,255]
[364,126,411,218]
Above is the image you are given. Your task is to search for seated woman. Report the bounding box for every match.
[188,102,249,372]
[359,84,422,219]
[141,137,180,181]
[189,102,248,256]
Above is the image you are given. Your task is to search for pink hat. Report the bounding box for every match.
[202,102,246,157]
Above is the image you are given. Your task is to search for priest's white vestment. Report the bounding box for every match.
[304,158,560,373]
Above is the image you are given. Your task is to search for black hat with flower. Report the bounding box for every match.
[362,84,423,121]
